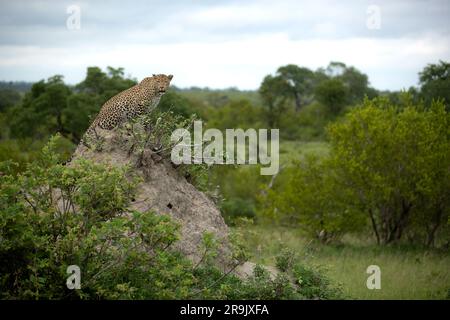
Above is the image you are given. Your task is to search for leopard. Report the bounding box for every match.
[82,73,173,146]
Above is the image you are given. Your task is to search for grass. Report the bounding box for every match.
[234,224,450,300]
[222,139,449,299]
[279,140,330,165]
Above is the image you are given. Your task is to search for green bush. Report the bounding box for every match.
[315,78,348,115]
[328,97,450,246]
[0,135,342,299]
[259,156,365,241]
[158,89,198,118]
[275,248,296,272]
[259,96,449,246]
[278,103,332,141]
[0,88,21,113]
[206,99,265,131]
[419,60,450,109]
[0,137,73,175]
[293,264,343,299]
[7,67,137,144]
[221,198,256,224]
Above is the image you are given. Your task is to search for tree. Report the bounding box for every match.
[76,66,136,101]
[77,66,107,95]
[8,67,137,144]
[315,78,348,114]
[207,99,263,131]
[0,88,21,112]
[0,135,342,300]
[260,96,449,246]
[319,62,376,105]
[419,60,450,109]
[158,90,196,118]
[338,65,370,104]
[9,75,72,141]
[259,75,288,127]
[276,65,315,112]
[64,92,100,142]
[328,97,450,245]
[260,156,365,242]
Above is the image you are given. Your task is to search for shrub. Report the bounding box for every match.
[0,135,343,299]
[315,78,348,115]
[293,264,343,299]
[259,156,365,241]
[328,97,450,245]
[260,96,449,246]
[221,198,256,224]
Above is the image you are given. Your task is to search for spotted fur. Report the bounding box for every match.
[84,74,173,141]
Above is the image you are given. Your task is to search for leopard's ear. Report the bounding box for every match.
[168,74,173,80]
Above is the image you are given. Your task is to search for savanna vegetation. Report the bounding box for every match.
[0,60,449,299]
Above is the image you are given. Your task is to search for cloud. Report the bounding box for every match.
[0,0,449,90]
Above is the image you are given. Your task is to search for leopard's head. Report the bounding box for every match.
[140,74,173,96]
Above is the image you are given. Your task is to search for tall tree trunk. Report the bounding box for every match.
[369,208,380,245]
[386,200,412,243]
[426,208,442,247]
[56,111,64,133]
[379,205,390,244]
[294,91,302,112]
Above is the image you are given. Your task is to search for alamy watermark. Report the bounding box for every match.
[66,5,81,30]
[366,5,381,30]
[66,265,81,290]
[366,265,381,290]
[171,121,279,175]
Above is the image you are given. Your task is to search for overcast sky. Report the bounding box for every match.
[0,0,449,90]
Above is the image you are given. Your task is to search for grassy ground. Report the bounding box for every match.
[279,140,330,164]
[234,224,450,300]
[226,140,449,299]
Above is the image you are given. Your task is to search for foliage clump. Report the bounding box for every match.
[0,136,342,299]
[260,97,450,246]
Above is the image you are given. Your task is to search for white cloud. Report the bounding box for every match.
[0,0,449,89]
[1,31,448,90]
